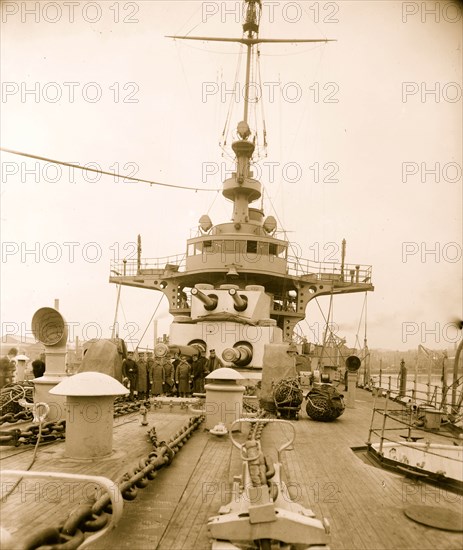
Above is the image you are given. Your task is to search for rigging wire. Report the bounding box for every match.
[318,292,334,365]
[0,148,219,192]
[361,293,370,363]
[300,2,331,42]
[135,294,165,351]
[364,292,368,343]
[257,48,268,152]
[303,297,334,343]
[220,45,244,152]
[302,317,321,344]
[206,188,222,216]
[304,296,352,366]
[118,299,131,347]
[251,46,267,161]
[260,183,305,271]
[354,293,368,350]
[172,3,203,38]
[174,39,194,102]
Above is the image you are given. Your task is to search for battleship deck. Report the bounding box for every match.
[1,390,462,550]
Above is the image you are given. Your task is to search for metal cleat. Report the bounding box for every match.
[18,399,49,423]
[139,404,148,426]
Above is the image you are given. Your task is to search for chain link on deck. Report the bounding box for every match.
[0,393,151,428]
[0,409,33,424]
[0,420,66,446]
[0,383,35,424]
[0,398,153,445]
[7,414,204,550]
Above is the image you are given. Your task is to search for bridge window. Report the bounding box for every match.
[247,241,258,254]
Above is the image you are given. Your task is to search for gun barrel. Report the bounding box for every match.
[228,288,248,311]
[191,288,218,310]
[222,344,253,366]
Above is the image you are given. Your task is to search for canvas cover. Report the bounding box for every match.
[78,339,124,381]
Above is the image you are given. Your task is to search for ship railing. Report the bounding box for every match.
[110,255,186,276]
[367,373,461,411]
[286,256,372,283]
[366,392,460,459]
[110,256,372,282]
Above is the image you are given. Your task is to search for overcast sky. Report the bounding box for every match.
[1,0,462,353]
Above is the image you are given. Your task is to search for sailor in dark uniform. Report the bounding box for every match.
[122,353,139,400]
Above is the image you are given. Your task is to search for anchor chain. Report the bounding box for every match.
[0,410,33,424]
[113,397,152,417]
[9,415,204,550]
[0,395,149,428]
[0,383,34,425]
[0,420,66,446]
[243,399,259,414]
[0,399,152,445]
[243,412,277,493]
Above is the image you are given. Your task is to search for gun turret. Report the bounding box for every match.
[191,288,218,311]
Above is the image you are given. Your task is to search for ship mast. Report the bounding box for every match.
[242,0,261,125]
[167,0,333,227]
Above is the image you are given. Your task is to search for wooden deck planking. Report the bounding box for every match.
[246,395,463,550]
[158,435,235,549]
[152,393,463,550]
[1,391,462,549]
[87,425,210,550]
[0,410,198,541]
[287,396,463,550]
[285,425,372,550]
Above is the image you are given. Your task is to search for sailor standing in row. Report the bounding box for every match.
[150,356,165,397]
[176,355,191,397]
[122,352,138,400]
[191,350,208,393]
[137,354,148,400]
[163,355,175,395]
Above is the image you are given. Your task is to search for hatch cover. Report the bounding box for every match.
[404,505,463,531]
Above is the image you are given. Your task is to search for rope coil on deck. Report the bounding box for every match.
[305,384,346,422]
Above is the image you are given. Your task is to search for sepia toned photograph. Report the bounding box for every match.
[0,1,462,548]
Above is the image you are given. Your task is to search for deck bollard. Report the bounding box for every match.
[50,372,128,459]
[205,368,245,431]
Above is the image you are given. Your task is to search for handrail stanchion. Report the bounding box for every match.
[367,392,377,446]
[378,391,390,456]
